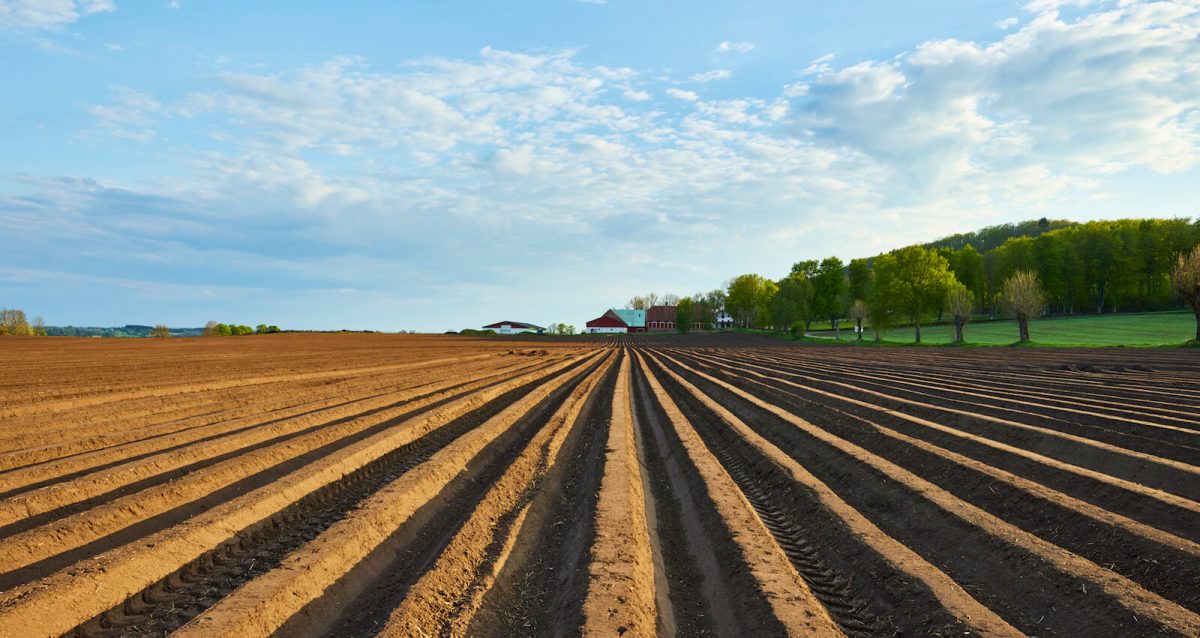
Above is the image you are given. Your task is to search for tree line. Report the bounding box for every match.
[0,308,46,336]
[719,217,1200,343]
[202,322,281,336]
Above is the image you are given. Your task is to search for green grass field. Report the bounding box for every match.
[807,310,1197,347]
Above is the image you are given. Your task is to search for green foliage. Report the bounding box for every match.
[873,246,956,343]
[726,274,776,329]
[924,218,1076,253]
[847,258,871,302]
[769,277,810,333]
[0,308,33,336]
[675,297,695,333]
[813,257,847,329]
[459,328,497,336]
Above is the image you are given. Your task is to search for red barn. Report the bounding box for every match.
[586,309,629,334]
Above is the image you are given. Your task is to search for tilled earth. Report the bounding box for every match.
[0,332,1197,637]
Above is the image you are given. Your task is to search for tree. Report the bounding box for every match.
[786,260,819,331]
[32,316,46,337]
[867,296,892,342]
[1,308,32,336]
[848,299,867,341]
[661,294,680,307]
[1171,246,1200,341]
[952,245,986,307]
[1002,271,1045,343]
[675,297,695,333]
[945,284,973,344]
[813,257,847,338]
[847,258,872,303]
[151,324,171,338]
[626,296,647,310]
[203,321,219,337]
[255,324,269,334]
[769,278,809,334]
[873,246,956,343]
[726,274,775,328]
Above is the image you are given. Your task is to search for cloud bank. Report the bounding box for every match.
[4,0,1200,329]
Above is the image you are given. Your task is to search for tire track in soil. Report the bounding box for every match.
[683,349,1200,540]
[641,352,972,638]
[57,356,599,638]
[669,350,1200,614]
[464,354,620,638]
[0,379,486,542]
[628,354,789,636]
[373,352,618,638]
[656,349,1200,638]
[263,353,611,638]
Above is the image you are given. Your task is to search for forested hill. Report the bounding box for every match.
[922,218,1077,253]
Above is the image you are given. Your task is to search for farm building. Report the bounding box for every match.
[585,309,646,334]
[646,305,735,331]
[611,309,646,332]
[585,310,627,334]
[481,321,544,335]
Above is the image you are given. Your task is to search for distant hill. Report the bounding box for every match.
[922,218,1077,253]
[45,325,205,338]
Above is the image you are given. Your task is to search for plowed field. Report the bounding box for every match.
[1,333,1197,637]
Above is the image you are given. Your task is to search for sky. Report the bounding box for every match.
[1,0,1198,331]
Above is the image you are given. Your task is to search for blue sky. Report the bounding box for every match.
[1,1,1198,331]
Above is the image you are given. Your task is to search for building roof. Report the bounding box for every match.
[481,320,543,330]
[611,308,646,328]
[646,305,675,323]
[585,313,627,328]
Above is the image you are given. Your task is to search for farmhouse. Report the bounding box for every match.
[646,305,735,331]
[481,321,544,335]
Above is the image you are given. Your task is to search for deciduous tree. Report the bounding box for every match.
[848,299,867,341]
[726,274,775,328]
[151,325,171,338]
[945,284,973,344]
[1002,271,1045,343]
[675,297,695,333]
[873,246,955,343]
[813,257,847,338]
[847,258,871,303]
[1171,246,1200,342]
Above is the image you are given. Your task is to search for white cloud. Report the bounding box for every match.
[995,17,1019,29]
[689,69,732,83]
[717,40,755,53]
[55,2,1200,327]
[165,0,180,8]
[665,87,698,101]
[1023,0,1097,13]
[104,42,123,50]
[623,88,651,101]
[86,87,161,141]
[0,0,115,30]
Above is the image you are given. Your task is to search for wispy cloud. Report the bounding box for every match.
[0,0,115,31]
[20,0,1200,329]
[716,40,754,54]
[665,87,698,101]
[689,69,732,83]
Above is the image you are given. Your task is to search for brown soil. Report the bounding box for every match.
[0,333,1196,637]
